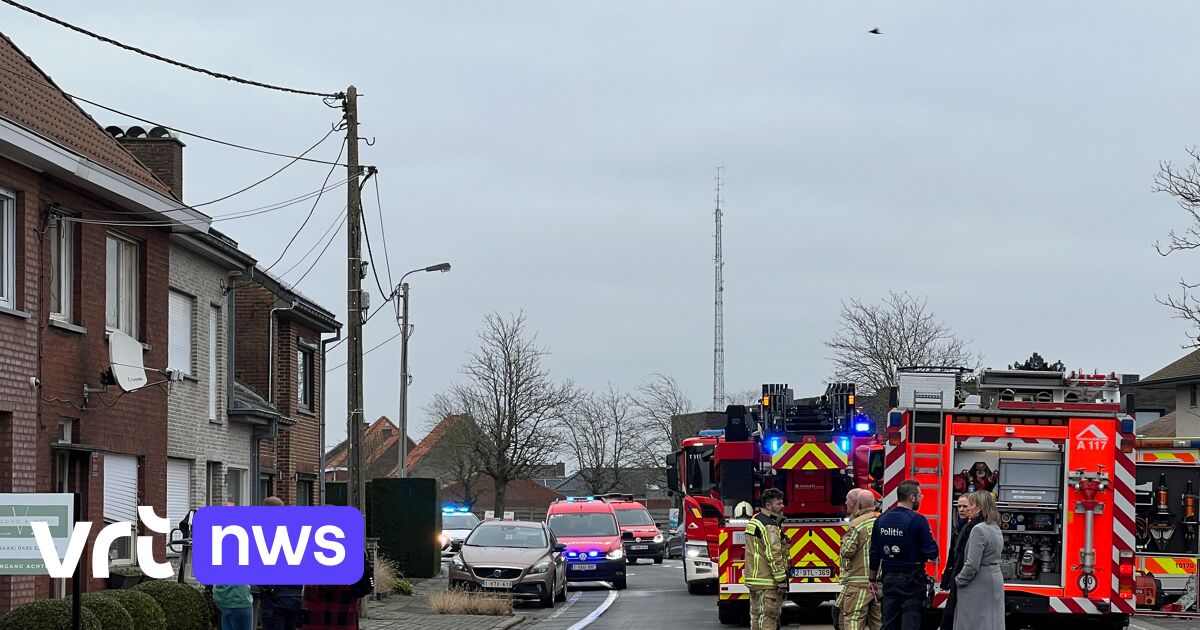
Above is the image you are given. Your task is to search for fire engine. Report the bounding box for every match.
[884,367,1135,629]
[1128,436,1200,618]
[665,383,882,624]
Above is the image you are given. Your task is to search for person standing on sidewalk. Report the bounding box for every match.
[259,496,304,630]
[939,495,978,630]
[213,585,253,630]
[303,551,375,629]
[837,488,882,630]
[743,488,789,630]
[869,480,938,630]
[953,491,1005,630]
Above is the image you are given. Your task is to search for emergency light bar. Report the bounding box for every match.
[442,506,472,513]
[698,429,725,438]
[854,421,871,433]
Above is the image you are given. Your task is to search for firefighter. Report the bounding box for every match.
[837,488,882,630]
[743,487,788,630]
[869,479,938,630]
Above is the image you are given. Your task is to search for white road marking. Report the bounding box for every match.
[565,588,619,630]
[545,591,582,621]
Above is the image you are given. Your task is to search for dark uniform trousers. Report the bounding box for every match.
[881,569,925,630]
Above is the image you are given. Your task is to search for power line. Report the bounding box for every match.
[261,138,347,273]
[328,330,401,372]
[0,0,340,98]
[0,65,353,167]
[360,181,393,302]
[277,204,348,279]
[189,126,338,209]
[290,209,347,287]
[372,171,395,288]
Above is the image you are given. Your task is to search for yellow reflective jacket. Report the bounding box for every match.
[838,507,879,585]
[743,509,787,590]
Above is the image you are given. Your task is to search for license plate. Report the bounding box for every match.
[791,568,832,578]
[571,563,597,571]
[481,580,512,589]
[630,545,648,550]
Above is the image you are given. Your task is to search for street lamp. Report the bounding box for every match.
[397,262,451,478]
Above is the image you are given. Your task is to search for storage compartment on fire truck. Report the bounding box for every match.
[1132,460,1200,611]
[952,449,1065,588]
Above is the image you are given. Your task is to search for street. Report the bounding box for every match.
[522,558,834,630]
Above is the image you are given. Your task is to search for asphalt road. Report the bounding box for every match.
[524,557,834,630]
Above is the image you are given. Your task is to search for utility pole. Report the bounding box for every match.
[344,85,366,513]
[397,282,410,478]
[713,166,725,412]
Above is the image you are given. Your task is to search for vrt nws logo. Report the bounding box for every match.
[1075,425,1109,451]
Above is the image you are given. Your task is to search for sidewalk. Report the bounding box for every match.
[360,571,526,630]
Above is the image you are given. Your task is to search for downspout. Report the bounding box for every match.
[320,328,342,504]
[267,300,298,404]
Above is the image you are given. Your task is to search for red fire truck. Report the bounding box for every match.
[666,383,882,623]
[883,367,1135,629]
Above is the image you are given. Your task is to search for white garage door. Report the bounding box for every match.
[103,454,138,524]
[166,458,191,538]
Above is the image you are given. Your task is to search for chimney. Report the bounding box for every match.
[107,125,185,199]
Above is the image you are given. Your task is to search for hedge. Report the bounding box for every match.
[91,589,165,630]
[81,592,133,630]
[0,598,100,630]
[133,580,209,630]
[369,477,440,578]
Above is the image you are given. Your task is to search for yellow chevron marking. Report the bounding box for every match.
[788,529,840,562]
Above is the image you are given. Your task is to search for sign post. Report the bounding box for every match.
[0,493,77,628]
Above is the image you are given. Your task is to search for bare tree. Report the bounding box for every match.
[436,417,484,508]
[1154,148,1200,346]
[825,291,980,398]
[426,312,575,513]
[630,373,694,469]
[562,383,634,495]
[727,388,762,407]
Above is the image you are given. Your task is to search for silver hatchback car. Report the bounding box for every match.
[448,520,568,608]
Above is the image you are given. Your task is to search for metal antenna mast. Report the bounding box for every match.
[713,166,725,411]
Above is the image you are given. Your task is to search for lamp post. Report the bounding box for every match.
[397,262,451,478]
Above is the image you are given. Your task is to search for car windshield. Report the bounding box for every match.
[465,524,547,549]
[443,514,481,530]
[548,513,619,537]
[615,508,655,527]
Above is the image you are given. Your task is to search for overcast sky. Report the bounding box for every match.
[6,2,1200,450]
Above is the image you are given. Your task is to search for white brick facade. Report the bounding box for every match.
[167,243,252,515]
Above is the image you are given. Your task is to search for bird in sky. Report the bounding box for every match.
[868,28,882,35]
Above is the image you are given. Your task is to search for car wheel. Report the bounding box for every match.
[687,581,706,595]
[627,557,637,564]
[654,556,664,564]
[556,579,568,602]
[539,588,554,608]
[613,575,627,590]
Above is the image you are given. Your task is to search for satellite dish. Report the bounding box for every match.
[109,331,148,391]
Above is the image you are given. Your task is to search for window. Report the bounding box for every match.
[0,188,13,310]
[297,347,314,409]
[166,458,191,554]
[208,306,219,421]
[296,479,313,507]
[206,462,221,506]
[226,468,246,506]
[1191,385,1197,408]
[259,474,275,503]
[103,454,138,563]
[168,290,193,375]
[106,234,138,335]
[49,215,73,321]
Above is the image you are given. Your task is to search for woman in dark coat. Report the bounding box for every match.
[302,553,374,629]
[939,495,978,630]
[954,491,1005,630]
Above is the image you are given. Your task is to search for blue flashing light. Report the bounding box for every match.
[1119,418,1135,434]
[566,551,578,558]
[588,550,600,558]
[457,506,471,513]
[441,506,456,513]
[698,429,726,438]
[837,437,851,453]
[766,436,783,455]
[854,421,871,434]
[888,410,903,427]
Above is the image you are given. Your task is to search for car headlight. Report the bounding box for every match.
[653,533,664,543]
[606,548,624,560]
[451,556,465,571]
[439,534,450,547]
[685,543,707,559]
[531,560,550,574]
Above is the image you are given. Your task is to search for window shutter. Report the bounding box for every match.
[208,307,219,420]
[103,454,138,524]
[168,291,192,373]
[166,459,191,542]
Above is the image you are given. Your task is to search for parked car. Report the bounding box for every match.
[447,519,568,608]
[603,495,665,564]
[439,508,481,558]
[665,522,685,559]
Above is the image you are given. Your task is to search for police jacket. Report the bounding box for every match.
[743,509,788,590]
[868,505,938,574]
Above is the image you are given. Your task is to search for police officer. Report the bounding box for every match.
[743,488,788,630]
[869,480,937,630]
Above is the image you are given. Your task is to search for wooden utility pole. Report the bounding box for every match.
[345,85,366,513]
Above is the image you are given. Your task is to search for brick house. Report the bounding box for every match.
[165,225,258,533]
[0,32,213,609]
[233,270,340,506]
[324,416,417,482]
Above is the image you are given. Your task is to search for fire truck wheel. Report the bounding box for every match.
[717,601,748,625]
[654,556,664,564]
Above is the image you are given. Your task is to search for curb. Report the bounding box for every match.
[491,614,527,630]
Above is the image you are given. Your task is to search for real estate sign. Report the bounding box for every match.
[0,493,74,575]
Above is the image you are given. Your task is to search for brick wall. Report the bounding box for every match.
[167,244,252,518]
